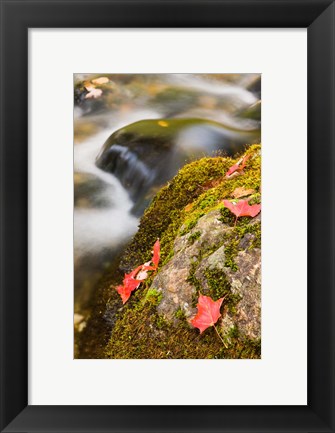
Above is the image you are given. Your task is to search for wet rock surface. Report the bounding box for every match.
[95,118,260,214]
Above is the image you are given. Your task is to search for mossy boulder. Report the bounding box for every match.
[101,144,261,359]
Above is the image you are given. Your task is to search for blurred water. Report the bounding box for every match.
[74,110,161,310]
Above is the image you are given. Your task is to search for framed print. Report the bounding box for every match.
[1,0,334,432]
[29,28,308,407]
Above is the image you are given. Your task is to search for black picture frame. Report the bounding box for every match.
[1,0,334,432]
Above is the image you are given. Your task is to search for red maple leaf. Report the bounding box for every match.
[123,265,143,287]
[151,239,160,269]
[115,284,133,305]
[225,154,251,178]
[191,295,224,333]
[116,265,143,304]
[115,240,161,304]
[141,239,160,272]
[223,199,261,226]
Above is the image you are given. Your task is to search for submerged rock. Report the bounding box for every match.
[238,100,261,122]
[95,118,260,214]
[74,172,115,208]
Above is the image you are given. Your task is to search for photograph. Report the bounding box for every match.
[73,73,262,359]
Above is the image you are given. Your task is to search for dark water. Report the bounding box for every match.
[74,73,261,317]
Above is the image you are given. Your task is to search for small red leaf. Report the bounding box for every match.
[115,241,161,304]
[191,295,224,333]
[116,284,133,304]
[239,153,251,171]
[124,265,142,281]
[151,239,160,269]
[225,154,251,178]
[223,199,261,219]
[225,162,240,178]
[116,265,143,304]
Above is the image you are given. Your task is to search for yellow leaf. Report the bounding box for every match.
[232,187,255,199]
[92,77,109,85]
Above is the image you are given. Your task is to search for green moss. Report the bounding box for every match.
[180,212,204,235]
[186,256,203,306]
[248,193,261,205]
[188,230,201,245]
[175,307,186,320]
[223,238,239,271]
[204,268,231,300]
[204,268,242,315]
[219,207,236,226]
[197,195,217,210]
[217,198,261,269]
[215,336,261,359]
[143,288,163,305]
[235,221,261,249]
[228,325,239,339]
[156,314,168,329]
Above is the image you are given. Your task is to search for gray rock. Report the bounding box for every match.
[153,209,227,320]
[222,248,261,340]
[151,208,261,341]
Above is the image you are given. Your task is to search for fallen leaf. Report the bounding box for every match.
[202,176,225,190]
[226,162,240,178]
[136,261,152,280]
[84,81,95,91]
[158,120,169,127]
[123,265,143,286]
[115,240,161,304]
[239,153,251,171]
[116,265,143,304]
[85,88,103,99]
[232,187,255,199]
[225,154,251,178]
[223,199,261,222]
[139,240,160,273]
[74,313,84,326]
[151,239,160,269]
[116,284,133,305]
[191,295,224,333]
[184,203,194,212]
[92,77,109,85]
